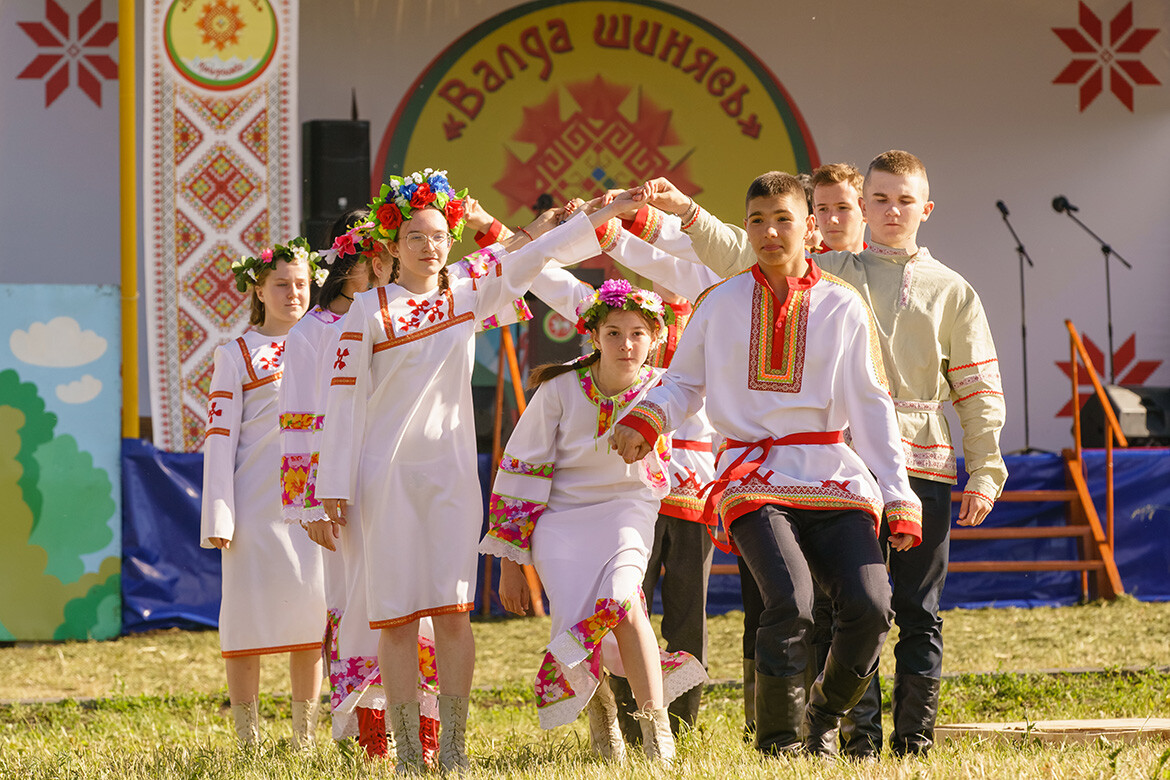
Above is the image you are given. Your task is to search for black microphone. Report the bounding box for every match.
[996,200,1009,216]
[1052,195,1078,214]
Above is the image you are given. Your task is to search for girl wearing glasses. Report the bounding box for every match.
[315,169,625,772]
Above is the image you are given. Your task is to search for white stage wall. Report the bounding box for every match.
[1,0,1166,454]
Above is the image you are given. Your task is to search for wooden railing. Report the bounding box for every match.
[948,320,1124,600]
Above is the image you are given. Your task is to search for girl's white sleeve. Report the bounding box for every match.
[315,298,371,503]
[528,265,595,321]
[478,378,563,566]
[277,324,324,524]
[465,212,601,322]
[609,229,722,302]
[200,345,242,547]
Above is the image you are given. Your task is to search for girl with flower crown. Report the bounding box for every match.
[315,169,626,772]
[478,279,708,767]
[200,238,327,748]
[277,210,447,761]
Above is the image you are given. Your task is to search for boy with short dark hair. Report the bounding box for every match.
[633,150,1007,757]
[612,171,923,756]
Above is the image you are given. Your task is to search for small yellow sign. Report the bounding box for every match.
[163,0,278,91]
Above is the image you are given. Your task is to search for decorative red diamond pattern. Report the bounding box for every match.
[182,144,261,230]
[185,242,247,329]
[1053,1,1161,111]
[17,0,118,107]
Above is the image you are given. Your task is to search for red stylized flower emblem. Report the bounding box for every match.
[1053,2,1161,111]
[1055,332,1162,416]
[333,347,349,371]
[17,0,118,108]
[207,400,223,427]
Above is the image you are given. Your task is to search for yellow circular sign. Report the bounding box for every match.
[163,0,278,91]
[378,0,818,244]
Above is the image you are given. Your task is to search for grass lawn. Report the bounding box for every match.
[2,596,1168,778]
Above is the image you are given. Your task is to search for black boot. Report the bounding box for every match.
[608,674,643,747]
[803,652,875,757]
[667,681,701,738]
[839,673,883,758]
[753,670,805,755]
[890,674,941,757]
[742,658,756,743]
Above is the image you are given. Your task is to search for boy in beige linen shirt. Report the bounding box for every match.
[632,150,1007,756]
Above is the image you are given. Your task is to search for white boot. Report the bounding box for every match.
[388,701,424,773]
[586,675,626,760]
[291,698,319,751]
[634,705,676,767]
[438,693,471,773]
[231,700,259,747]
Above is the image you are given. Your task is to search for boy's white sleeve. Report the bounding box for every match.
[200,345,242,547]
[609,229,722,302]
[465,212,601,322]
[838,299,923,545]
[478,378,562,565]
[315,299,371,503]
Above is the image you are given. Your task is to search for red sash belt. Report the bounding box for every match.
[671,438,713,452]
[699,431,845,552]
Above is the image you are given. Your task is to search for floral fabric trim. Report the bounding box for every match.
[499,455,554,479]
[463,245,505,284]
[279,412,324,431]
[577,364,654,438]
[280,453,314,511]
[480,493,546,564]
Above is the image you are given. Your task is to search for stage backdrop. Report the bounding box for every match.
[143,0,299,452]
[0,285,122,641]
[299,0,1170,453]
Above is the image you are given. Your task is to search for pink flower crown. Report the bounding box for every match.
[574,278,675,336]
[367,168,469,243]
[230,236,326,292]
[317,219,380,266]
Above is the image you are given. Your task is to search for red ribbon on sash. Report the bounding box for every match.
[699,431,845,553]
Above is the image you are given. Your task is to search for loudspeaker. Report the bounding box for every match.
[525,268,604,369]
[302,119,369,238]
[1080,385,1170,447]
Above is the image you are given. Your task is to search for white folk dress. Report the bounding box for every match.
[200,329,326,657]
[280,307,441,733]
[479,365,708,730]
[622,262,924,548]
[315,213,602,632]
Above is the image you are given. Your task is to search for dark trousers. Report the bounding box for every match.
[883,477,952,678]
[643,513,715,667]
[730,504,892,679]
[737,554,765,660]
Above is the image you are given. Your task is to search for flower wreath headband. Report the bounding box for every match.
[574,278,675,342]
[230,236,327,292]
[367,168,469,244]
[317,217,381,266]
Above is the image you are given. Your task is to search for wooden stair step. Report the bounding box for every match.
[951,489,1077,502]
[951,526,1094,541]
[949,560,1105,573]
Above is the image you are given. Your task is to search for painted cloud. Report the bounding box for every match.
[10,317,108,367]
[55,375,103,404]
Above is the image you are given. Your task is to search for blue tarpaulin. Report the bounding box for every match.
[122,442,1170,633]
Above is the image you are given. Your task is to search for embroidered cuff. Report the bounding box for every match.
[475,219,507,248]
[884,499,923,547]
[595,218,620,253]
[621,206,664,244]
[623,402,666,447]
[478,493,546,565]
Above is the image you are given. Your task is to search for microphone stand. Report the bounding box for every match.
[1057,207,1133,383]
[998,205,1046,454]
